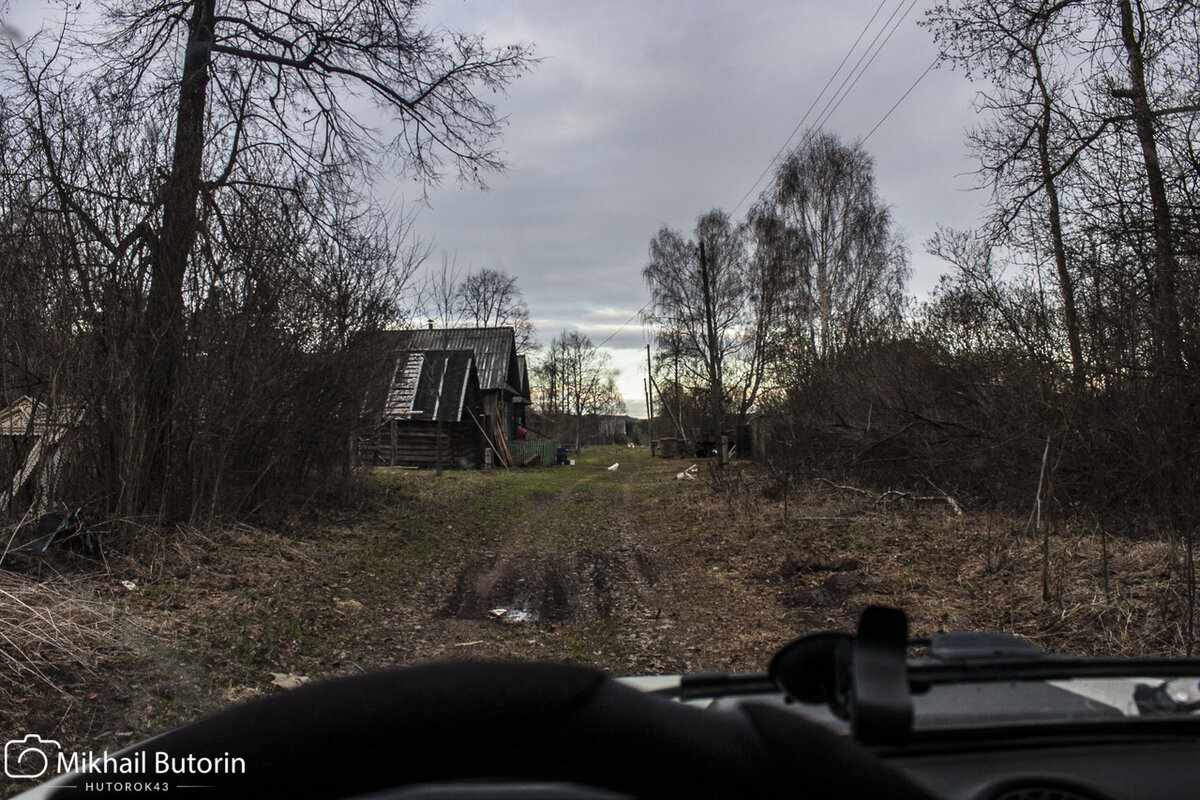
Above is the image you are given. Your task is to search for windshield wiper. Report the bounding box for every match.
[911,655,1200,685]
[662,671,774,700]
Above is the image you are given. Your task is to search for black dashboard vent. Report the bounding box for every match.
[991,786,1108,800]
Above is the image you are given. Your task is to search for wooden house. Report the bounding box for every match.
[359,327,532,468]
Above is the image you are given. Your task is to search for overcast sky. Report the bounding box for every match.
[407,0,988,416]
[5,0,992,417]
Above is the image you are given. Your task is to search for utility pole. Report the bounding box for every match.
[698,242,726,468]
[643,378,651,453]
[649,372,688,444]
[645,345,656,456]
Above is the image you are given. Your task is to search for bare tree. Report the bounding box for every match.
[925,226,1057,365]
[454,267,537,350]
[419,253,466,329]
[533,330,623,448]
[750,131,908,368]
[643,210,764,437]
[1109,0,1186,374]
[926,0,1089,388]
[2,0,533,519]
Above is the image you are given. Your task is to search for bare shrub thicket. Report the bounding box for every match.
[646,3,1200,514]
[0,2,531,525]
[639,3,1200,647]
[0,125,418,521]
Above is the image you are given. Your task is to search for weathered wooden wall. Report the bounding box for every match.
[358,422,482,470]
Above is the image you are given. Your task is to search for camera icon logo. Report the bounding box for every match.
[5,734,60,779]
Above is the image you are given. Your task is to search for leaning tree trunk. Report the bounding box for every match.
[1116,0,1181,377]
[141,0,216,520]
[1032,43,1085,393]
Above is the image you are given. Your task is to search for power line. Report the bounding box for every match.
[635,2,935,361]
[810,0,921,133]
[729,0,891,216]
[732,0,924,222]
[809,0,914,133]
[595,298,654,350]
[861,55,939,144]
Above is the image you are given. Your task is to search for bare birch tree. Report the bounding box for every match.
[750,131,908,369]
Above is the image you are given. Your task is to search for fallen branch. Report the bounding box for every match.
[815,477,870,495]
[818,476,963,515]
[875,489,963,513]
[920,475,964,516]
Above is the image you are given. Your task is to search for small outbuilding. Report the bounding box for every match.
[359,349,485,469]
[358,326,533,469]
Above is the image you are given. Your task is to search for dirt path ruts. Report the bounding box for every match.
[408,450,795,674]
[1,444,796,799]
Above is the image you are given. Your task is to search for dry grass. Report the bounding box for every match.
[695,463,1196,658]
[0,570,123,701]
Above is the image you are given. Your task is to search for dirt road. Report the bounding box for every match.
[2,441,1181,796]
[1,445,796,788]
[367,445,797,675]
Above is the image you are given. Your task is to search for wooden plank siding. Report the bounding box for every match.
[358,327,532,470]
[358,422,482,470]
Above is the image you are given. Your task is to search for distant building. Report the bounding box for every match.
[358,327,532,469]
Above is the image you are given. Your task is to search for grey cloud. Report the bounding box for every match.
[417,1,988,412]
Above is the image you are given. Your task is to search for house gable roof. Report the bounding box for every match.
[387,327,526,398]
[384,350,479,423]
[517,355,530,400]
[0,395,84,436]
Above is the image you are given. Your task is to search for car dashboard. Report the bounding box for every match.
[628,607,1200,800]
[680,689,1200,800]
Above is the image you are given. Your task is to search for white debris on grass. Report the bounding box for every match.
[269,672,310,690]
[488,608,538,625]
